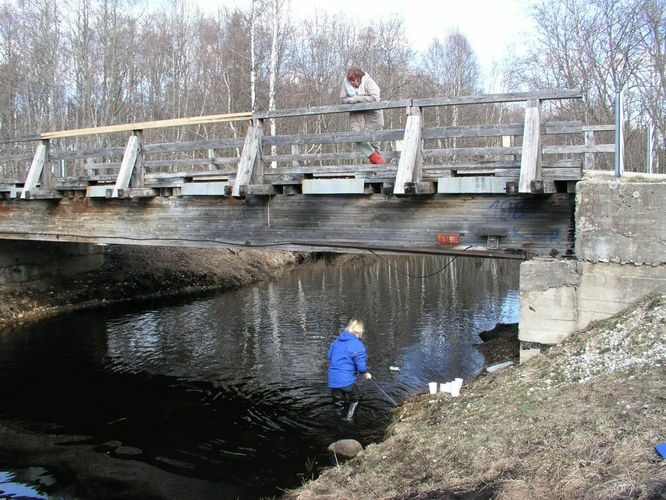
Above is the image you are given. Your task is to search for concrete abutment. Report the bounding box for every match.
[0,240,104,285]
[519,172,666,362]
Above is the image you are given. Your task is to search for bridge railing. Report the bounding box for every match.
[0,91,615,200]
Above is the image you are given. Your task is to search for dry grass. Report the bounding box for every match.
[288,294,666,499]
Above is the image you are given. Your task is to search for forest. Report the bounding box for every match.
[0,0,663,173]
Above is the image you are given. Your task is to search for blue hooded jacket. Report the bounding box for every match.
[327,330,368,389]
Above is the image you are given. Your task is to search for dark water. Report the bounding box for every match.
[0,255,519,499]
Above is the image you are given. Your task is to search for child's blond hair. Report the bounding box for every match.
[346,318,365,336]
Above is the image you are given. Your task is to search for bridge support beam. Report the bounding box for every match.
[518,99,543,193]
[20,140,49,199]
[393,106,423,195]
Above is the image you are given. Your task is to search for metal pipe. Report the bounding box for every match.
[614,89,624,177]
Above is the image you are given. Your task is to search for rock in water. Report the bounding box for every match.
[327,439,363,459]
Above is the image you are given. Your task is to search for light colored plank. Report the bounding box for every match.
[112,134,141,197]
[180,181,230,196]
[40,112,252,140]
[20,141,48,199]
[302,178,366,194]
[519,99,542,193]
[232,124,262,197]
[393,109,422,195]
[437,177,509,194]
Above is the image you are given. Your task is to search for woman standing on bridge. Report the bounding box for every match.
[340,67,386,165]
[327,318,372,423]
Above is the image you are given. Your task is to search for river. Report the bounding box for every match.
[0,255,519,499]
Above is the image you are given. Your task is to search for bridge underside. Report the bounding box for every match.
[0,193,574,259]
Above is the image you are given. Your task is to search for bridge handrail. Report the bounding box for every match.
[0,90,616,199]
[253,91,583,120]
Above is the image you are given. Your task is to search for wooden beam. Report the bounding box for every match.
[254,100,412,119]
[21,140,49,199]
[414,90,582,108]
[519,99,542,193]
[112,134,142,197]
[233,122,263,197]
[39,112,252,140]
[393,107,423,195]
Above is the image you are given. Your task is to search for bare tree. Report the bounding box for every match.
[508,0,664,171]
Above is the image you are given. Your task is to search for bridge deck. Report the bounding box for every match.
[0,91,613,257]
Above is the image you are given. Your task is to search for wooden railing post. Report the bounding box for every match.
[233,119,264,197]
[20,139,49,199]
[584,129,596,171]
[112,131,142,197]
[393,106,423,195]
[519,99,542,193]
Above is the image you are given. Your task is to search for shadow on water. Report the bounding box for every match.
[0,255,519,498]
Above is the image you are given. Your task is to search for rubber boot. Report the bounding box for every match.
[368,150,386,165]
[342,401,359,423]
[333,401,346,418]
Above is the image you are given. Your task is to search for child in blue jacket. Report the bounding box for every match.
[327,318,372,422]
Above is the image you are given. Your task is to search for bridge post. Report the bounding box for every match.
[233,119,264,197]
[393,106,423,195]
[131,130,145,189]
[112,131,143,197]
[20,140,49,199]
[584,129,596,170]
[518,99,543,193]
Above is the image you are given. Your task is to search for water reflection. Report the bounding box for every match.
[0,255,519,498]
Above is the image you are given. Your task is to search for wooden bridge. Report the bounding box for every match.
[0,91,614,259]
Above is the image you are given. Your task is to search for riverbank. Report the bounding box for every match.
[0,244,303,330]
[290,294,666,499]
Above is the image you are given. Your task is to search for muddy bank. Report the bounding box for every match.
[0,244,303,330]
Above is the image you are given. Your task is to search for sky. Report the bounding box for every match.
[194,0,537,81]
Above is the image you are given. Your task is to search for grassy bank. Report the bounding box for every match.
[290,294,666,499]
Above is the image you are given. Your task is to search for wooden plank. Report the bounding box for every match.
[142,138,245,153]
[39,112,252,140]
[263,151,367,163]
[582,125,615,132]
[543,144,614,154]
[181,181,229,196]
[413,90,582,108]
[423,124,523,139]
[241,184,278,196]
[404,182,436,195]
[23,189,62,200]
[232,123,262,197]
[20,140,49,199]
[254,100,411,119]
[131,130,145,189]
[86,185,113,198]
[438,177,510,194]
[302,178,366,194]
[116,188,159,198]
[112,134,141,197]
[519,99,542,193]
[425,146,522,158]
[263,129,404,147]
[394,109,422,195]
